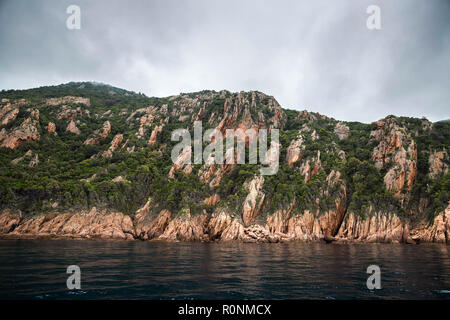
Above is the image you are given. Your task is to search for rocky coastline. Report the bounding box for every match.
[1,203,448,244]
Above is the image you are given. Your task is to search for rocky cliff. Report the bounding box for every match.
[1,203,448,243]
[0,82,448,243]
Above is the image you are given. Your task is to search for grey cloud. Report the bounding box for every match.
[0,0,448,123]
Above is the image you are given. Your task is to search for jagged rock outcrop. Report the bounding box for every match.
[286,136,303,167]
[0,207,134,239]
[207,210,233,240]
[428,150,448,178]
[66,120,80,134]
[47,122,57,135]
[337,210,411,243]
[286,210,324,240]
[84,121,111,145]
[0,84,449,244]
[102,110,112,118]
[28,109,39,120]
[207,209,288,243]
[126,106,156,138]
[0,103,13,120]
[242,176,265,226]
[57,105,81,120]
[1,117,40,149]
[29,153,39,167]
[198,147,235,187]
[112,176,128,183]
[371,117,417,198]
[1,108,19,126]
[286,192,347,240]
[334,122,350,140]
[172,90,286,188]
[0,128,6,141]
[46,96,90,106]
[169,145,193,178]
[410,204,450,243]
[266,199,296,234]
[0,100,30,128]
[134,199,171,240]
[0,211,21,233]
[103,134,123,158]
[299,150,322,183]
[80,173,97,183]
[11,149,33,165]
[158,210,208,241]
[148,125,163,146]
[264,141,281,174]
[1,201,449,243]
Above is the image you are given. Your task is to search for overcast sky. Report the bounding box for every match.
[0,0,448,123]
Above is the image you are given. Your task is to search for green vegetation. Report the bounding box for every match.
[0,82,448,224]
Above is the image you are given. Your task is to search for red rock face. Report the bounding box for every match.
[169,145,193,178]
[47,122,57,135]
[0,91,448,244]
[148,125,163,146]
[46,96,90,107]
[0,208,134,240]
[84,121,111,145]
[134,199,172,240]
[299,150,322,183]
[110,134,124,148]
[0,100,30,127]
[410,204,450,243]
[371,117,417,198]
[167,91,287,190]
[204,194,220,206]
[0,103,13,120]
[286,136,303,167]
[198,145,238,187]
[0,105,40,150]
[1,202,449,243]
[125,106,157,139]
[103,134,123,158]
[334,122,349,140]
[1,108,19,126]
[337,210,411,243]
[242,176,265,226]
[428,150,448,179]
[267,199,296,234]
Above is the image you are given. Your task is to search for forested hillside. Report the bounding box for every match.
[0,82,448,242]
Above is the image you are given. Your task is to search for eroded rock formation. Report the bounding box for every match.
[46,96,90,106]
[371,117,417,198]
[1,201,449,243]
[66,120,80,134]
[0,207,133,240]
[0,85,449,244]
[47,122,57,135]
[84,121,111,145]
[103,134,123,158]
[1,117,40,149]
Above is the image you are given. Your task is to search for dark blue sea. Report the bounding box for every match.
[0,240,449,299]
